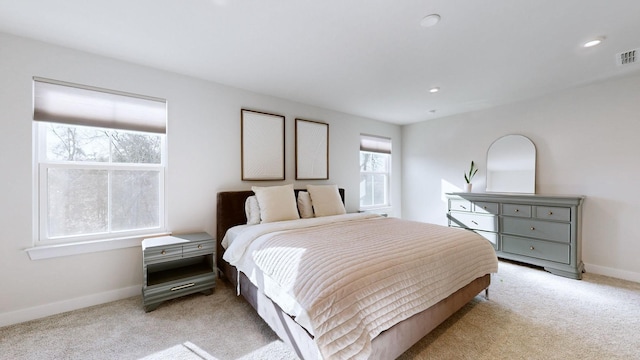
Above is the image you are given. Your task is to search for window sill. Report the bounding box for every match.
[25,232,171,260]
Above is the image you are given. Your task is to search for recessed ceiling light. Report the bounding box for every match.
[421,14,441,28]
[583,37,604,48]
[429,87,440,93]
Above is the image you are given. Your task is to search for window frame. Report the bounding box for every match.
[28,78,169,259]
[33,123,168,247]
[359,149,392,210]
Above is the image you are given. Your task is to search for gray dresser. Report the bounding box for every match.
[446,192,585,279]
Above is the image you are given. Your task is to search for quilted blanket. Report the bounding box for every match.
[223,214,498,359]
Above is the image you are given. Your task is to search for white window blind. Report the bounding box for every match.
[33,77,167,134]
[360,134,392,154]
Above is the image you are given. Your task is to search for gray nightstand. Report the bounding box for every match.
[142,232,216,312]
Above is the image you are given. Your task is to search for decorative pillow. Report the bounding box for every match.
[244,195,261,225]
[297,191,314,219]
[306,184,346,217]
[251,184,300,223]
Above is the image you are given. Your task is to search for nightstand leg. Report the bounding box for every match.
[200,288,214,296]
[144,303,161,312]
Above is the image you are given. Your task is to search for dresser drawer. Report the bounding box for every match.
[502,217,570,242]
[450,199,472,212]
[502,204,531,217]
[144,246,182,263]
[502,235,570,264]
[449,212,497,232]
[535,206,571,221]
[476,230,498,249]
[473,201,499,214]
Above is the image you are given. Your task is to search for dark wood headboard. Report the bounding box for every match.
[215,188,345,267]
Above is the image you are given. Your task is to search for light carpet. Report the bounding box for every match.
[1,260,639,359]
[140,341,218,360]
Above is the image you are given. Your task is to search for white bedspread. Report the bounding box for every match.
[223,214,498,360]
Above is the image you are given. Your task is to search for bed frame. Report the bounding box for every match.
[216,190,490,360]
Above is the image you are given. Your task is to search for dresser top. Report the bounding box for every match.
[446,192,585,206]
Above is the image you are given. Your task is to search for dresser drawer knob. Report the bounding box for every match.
[161,250,166,255]
[530,227,535,231]
[515,209,519,212]
[548,211,553,215]
[530,246,535,250]
[483,206,488,209]
[198,244,203,249]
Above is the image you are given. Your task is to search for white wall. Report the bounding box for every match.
[0,32,401,326]
[402,72,640,283]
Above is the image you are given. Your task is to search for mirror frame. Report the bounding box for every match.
[486,134,536,193]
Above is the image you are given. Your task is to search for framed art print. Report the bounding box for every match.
[241,109,285,180]
[295,118,329,180]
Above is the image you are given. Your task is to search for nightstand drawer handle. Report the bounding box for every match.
[471,220,478,225]
[161,250,166,255]
[171,283,195,291]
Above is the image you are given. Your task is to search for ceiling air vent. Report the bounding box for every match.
[616,49,638,66]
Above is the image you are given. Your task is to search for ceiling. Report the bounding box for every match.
[1,0,639,125]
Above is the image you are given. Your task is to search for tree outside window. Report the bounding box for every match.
[39,123,165,243]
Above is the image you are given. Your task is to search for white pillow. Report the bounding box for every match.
[297,191,314,219]
[306,184,346,217]
[244,195,261,225]
[251,184,300,223]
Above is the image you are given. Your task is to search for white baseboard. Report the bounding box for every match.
[0,285,140,328]
[584,263,640,283]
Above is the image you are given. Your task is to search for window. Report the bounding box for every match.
[359,135,391,209]
[33,77,167,246]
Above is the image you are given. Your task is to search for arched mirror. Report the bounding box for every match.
[486,135,536,193]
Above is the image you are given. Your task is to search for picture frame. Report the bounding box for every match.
[241,109,285,181]
[295,118,329,180]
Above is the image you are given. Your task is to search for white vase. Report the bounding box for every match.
[464,183,472,192]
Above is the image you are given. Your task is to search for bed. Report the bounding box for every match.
[216,186,498,360]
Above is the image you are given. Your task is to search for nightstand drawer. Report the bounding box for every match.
[143,272,216,303]
[502,235,570,264]
[450,199,472,212]
[535,206,571,221]
[144,246,182,263]
[449,212,497,232]
[502,217,570,242]
[502,204,531,217]
[183,241,215,257]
